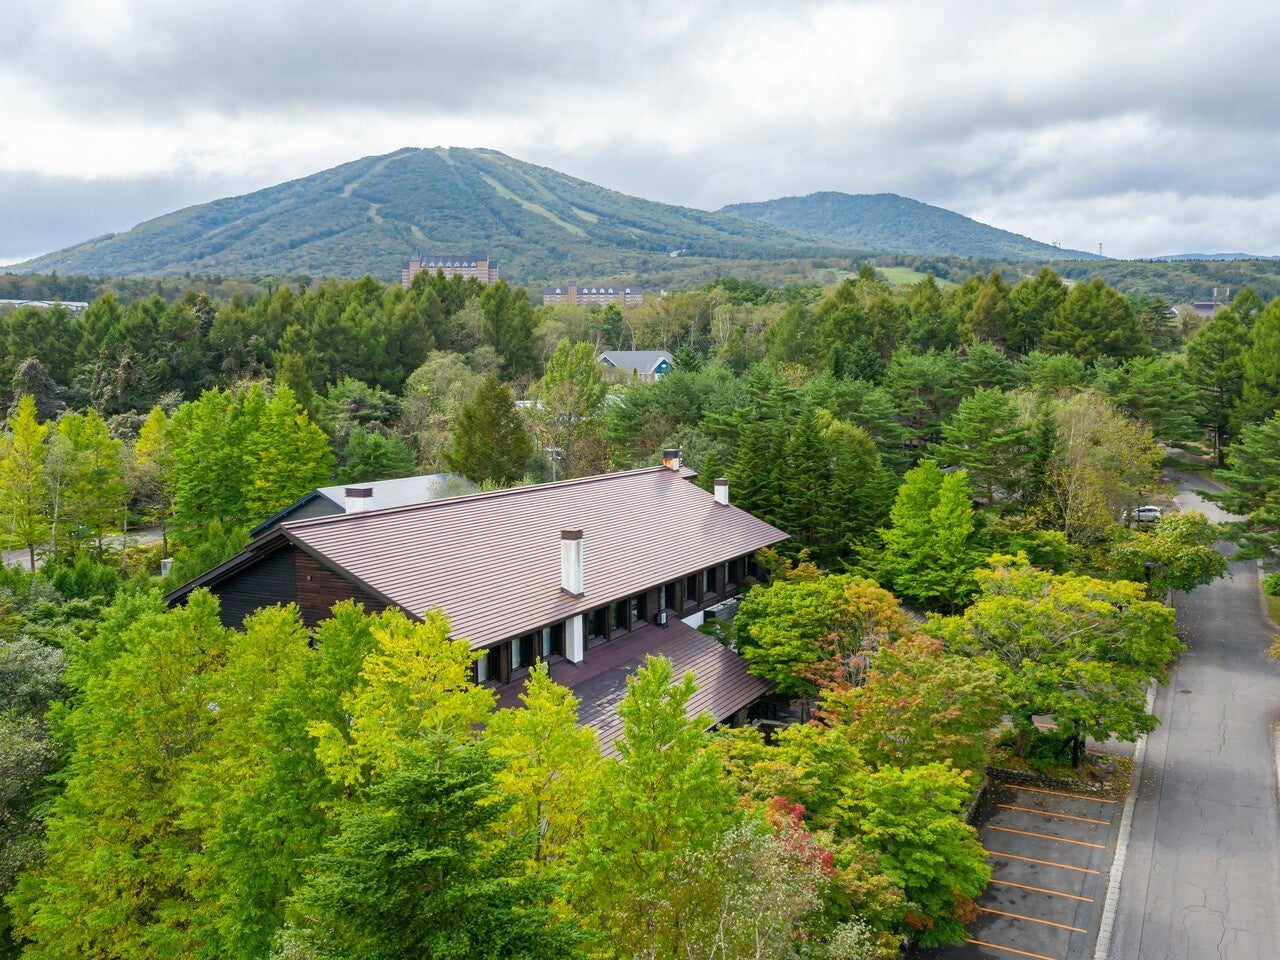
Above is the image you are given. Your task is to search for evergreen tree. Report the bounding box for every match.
[877,461,981,612]
[825,420,895,559]
[773,407,833,558]
[1007,266,1067,354]
[1041,277,1150,364]
[931,387,1031,506]
[446,374,534,485]
[1238,298,1280,425]
[1185,307,1246,464]
[243,384,333,522]
[279,739,582,960]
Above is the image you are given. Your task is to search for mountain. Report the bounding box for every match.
[12,148,842,282]
[719,192,1096,262]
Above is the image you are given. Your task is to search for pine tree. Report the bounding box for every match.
[447,374,533,485]
[1239,299,1280,425]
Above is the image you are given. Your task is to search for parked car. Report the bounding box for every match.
[1128,504,1162,524]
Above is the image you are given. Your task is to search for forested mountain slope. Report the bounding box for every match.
[721,192,1095,262]
[12,148,841,282]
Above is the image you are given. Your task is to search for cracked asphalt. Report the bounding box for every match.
[1100,472,1280,960]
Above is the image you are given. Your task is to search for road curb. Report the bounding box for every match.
[1092,682,1157,960]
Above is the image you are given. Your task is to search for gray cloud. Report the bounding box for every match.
[3,0,1279,261]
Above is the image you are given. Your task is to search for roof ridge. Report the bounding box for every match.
[281,464,692,531]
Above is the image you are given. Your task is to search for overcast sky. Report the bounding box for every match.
[3,0,1278,265]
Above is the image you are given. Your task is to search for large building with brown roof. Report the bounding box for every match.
[166,456,787,751]
[401,252,499,287]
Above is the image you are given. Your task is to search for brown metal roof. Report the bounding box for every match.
[281,466,787,649]
[495,618,772,757]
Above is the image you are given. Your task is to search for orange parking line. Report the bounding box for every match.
[966,937,1058,960]
[979,907,1088,934]
[1008,784,1118,804]
[985,849,1100,874]
[999,803,1112,825]
[987,824,1106,849]
[989,878,1094,903]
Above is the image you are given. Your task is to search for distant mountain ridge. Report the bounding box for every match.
[719,192,1097,262]
[13,148,839,282]
[14,149,1091,281]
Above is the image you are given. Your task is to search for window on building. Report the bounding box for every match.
[685,574,699,606]
[663,582,677,610]
[475,647,498,684]
[588,608,607,642]
[631,593,647,624]
[539,623,564,659]
[511,633,537,672]
[704,566,717,594]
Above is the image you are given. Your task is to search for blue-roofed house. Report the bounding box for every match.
[597,350,674,382]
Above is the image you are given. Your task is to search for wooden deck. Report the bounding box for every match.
[494,618,770,755]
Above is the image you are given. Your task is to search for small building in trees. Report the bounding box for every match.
[543,283,645,308]
[400,252,499,287]
[247,473,476,539]
[166,457,784,751]
[597,350,674,382]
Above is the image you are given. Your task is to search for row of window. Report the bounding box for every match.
[473,557,754,686]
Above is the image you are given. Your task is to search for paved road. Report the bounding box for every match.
[1101,473,1280,959]
[1,526,165,570]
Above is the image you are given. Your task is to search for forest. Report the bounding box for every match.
[3,260,1280,959]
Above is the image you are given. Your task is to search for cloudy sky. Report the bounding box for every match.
[3,0,1278,265]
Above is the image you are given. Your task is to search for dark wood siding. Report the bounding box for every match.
[296,553,387,625]
[211,547,298,628]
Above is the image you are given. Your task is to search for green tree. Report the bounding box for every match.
[930,556,1181,758]
[1185,308,1246,464]
[1208,411,1280,565]
[820,635,1005,778]
[570,655,738,958]
[1041,277,1150,364]
[484,663,603,871]
[337,427,418,485]
[528,339,611,480]
[1238,298,1280,425]
[446,373,534,485]
[931,387,1031,506]
[480,280,540,379]
[1039,390,1163,544]
[310,608,494,788]
[278,739,582,960]
[0,396,49,569]
[133,406,174,556]
[1008,267,1067,354]
[877,462,982,612]
[54,408,125,559]
[845,763,990,947]
[1109,511,1228,597]
[242,384,333,522]
[9,591,230,960]
[735,571,920,698]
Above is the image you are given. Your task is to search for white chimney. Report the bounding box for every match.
[345,487,373,512]
[662,448,682,471]
[561,529,584,596]
[714,477,729,507]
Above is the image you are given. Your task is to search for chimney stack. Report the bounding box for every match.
[662,448,682,471]
[713,477,729,507]
[560,529,584,596]
[345,487,373,512]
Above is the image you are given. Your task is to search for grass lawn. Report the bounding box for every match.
[873,266,956,288]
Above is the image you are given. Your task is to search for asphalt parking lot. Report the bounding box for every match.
[915,779,1120,960]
